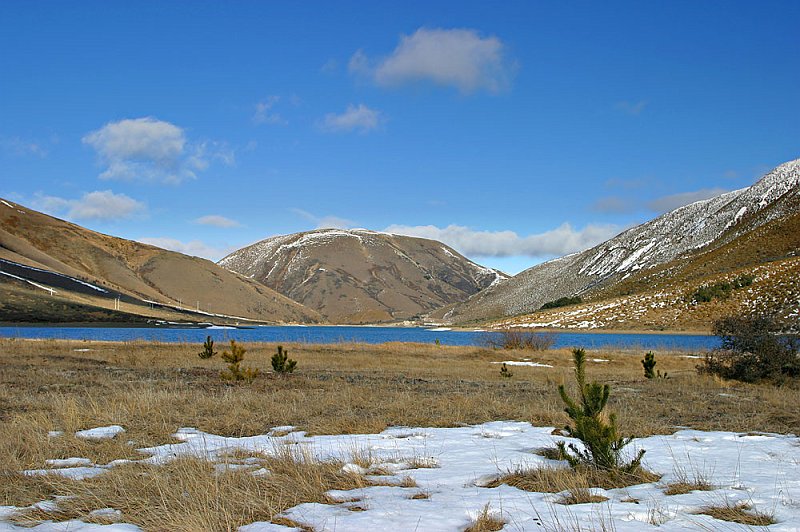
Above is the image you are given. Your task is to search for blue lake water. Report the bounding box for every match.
[0,325,719,351]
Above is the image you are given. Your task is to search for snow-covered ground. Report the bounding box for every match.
[2,422,799,531]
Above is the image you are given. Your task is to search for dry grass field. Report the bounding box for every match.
[1,338,798,530]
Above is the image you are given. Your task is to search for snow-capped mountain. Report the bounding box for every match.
[220,228,508,324]
[442,158,800,324]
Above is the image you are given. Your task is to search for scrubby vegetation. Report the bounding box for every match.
[699,314,800,383]
[540,296,582,310]
[690,274,754,303]
[499,363,513,378]
[484,329,556,350]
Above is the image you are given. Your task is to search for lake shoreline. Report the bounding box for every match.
[0,321,713,336]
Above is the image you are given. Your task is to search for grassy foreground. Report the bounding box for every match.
[1,338,798,529]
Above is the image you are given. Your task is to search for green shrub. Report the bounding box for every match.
[699,315,799,383]
[271,345,297,375]
[540,296,583,310]
[557,348,645,472]
[220,340,260,382]
[197,335,217,360]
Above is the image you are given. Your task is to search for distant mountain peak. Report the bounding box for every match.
[220,228,507,324]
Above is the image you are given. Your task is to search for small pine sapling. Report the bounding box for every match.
[500,362,513,378]
[220,340,260,382]
[557,348,645,472]
[642,351,668,379]
[271,345,297,375]
[198,335,217,360]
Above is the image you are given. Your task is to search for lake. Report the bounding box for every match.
[0,325,719,351]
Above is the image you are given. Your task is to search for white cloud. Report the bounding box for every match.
[136,237,232,261]
[253,96,286,125]
[291,208,356,229]
[647,187,729,213]
[194,214,241,228]
[33,190,146,221]
[82,117,232,184]
[384,223,621,258]
[319,104,382,133]
[352,27,514,93]
[615,100,648,116]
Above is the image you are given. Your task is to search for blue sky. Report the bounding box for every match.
[1,1,798,274]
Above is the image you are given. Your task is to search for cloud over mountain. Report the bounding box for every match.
[384,222,621,258]
[33,190,145,221]
[82,117,232,184]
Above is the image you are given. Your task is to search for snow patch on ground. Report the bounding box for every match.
[75,425,125,440]
[4,422,800,531]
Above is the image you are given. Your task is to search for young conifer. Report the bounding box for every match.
[271,345,297,375]
[557,348,644,472]
[198,335,217,360]
[220,340,259,382]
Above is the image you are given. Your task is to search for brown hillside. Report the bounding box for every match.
[0,198,320,324]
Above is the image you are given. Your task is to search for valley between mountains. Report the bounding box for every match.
[2,157,799,332]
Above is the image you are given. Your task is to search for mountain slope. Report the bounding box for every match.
[442,157,800,326]
[0,198,320,324]
[219,229,507,324]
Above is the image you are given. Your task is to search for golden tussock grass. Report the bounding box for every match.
[487,464,661,493]
[1,337,798,529]
[696,501,775,526]
[465,504,506,532]
[12,446,370,531]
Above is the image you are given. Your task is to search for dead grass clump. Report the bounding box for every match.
[465,504,506,532]
[487,465,660,493]
[696,501,775,526]
[12,447,370,531]
[0,470,64,507]
[555,487,609,505]
[663,478,714,495]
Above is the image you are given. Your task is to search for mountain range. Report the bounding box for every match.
[2,157,798,330]
[438,158,800,331]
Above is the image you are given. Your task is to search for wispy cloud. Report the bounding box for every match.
[319,104,383,133]
[33,190,146,221]
[291,208,357,229]
[82,117,233,184]
[0,136,47,157]
[383,223,621,258]
[136,237,232,261]
[591,196,636,214]
[647,187,730,213]
[253,96,286,125]
[615,100,648,116]
[350,27,515,94]
[193,214,241,228]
